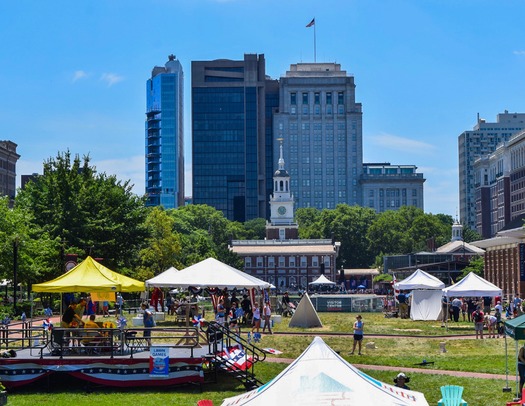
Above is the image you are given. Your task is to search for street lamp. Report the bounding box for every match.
[13,237,19,313]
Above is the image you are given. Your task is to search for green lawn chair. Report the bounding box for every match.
[437,385,468,406]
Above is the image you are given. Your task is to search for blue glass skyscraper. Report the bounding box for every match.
[192,54,275,222]
[145,54,184,208]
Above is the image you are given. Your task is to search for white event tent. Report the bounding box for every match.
[443,272,502,298]
[395,269,445,321]
[221,336,429,406]
[308,274,336,286]
[145,267,180,288]
[151,257,271,290]
[394,269,445,290]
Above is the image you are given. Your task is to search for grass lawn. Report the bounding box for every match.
[7,311,522,405]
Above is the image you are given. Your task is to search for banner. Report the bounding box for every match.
[91,292,116,302]
[150,347,169,377]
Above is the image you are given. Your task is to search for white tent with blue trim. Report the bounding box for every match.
[221,336,429,406]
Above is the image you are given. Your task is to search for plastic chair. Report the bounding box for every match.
[437,385,468,406]
[197,400,213,406]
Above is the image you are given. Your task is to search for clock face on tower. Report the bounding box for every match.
[278,206,287,216]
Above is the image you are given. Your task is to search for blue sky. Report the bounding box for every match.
[2,0,525,218]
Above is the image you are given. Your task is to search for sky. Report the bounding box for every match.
[2,0,525,218]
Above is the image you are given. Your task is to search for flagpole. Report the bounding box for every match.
[314,21,317,63]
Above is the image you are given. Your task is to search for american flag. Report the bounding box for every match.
[306,18,315,28]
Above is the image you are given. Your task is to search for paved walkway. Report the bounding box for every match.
[265,356,511,381]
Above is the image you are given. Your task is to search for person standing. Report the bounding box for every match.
[519,343,525,396]
[514,294,523,317]
[441,296,449,327]
[398,291,408,319]
[349,315,364,355]
[472,306,485,339]
[116,293,124,315]
[251,302,261,332]
[451,297,462,322]
[262,301,272,334]
[141,302,155,347]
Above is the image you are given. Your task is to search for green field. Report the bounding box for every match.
[7,312,522,405]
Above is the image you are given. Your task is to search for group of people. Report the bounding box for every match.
[440,296,505,339]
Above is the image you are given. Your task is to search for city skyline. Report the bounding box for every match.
[3,1,525,219]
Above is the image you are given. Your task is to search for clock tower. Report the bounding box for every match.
[269,139,296,231]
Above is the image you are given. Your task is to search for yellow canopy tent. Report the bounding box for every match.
[32,256,144,293]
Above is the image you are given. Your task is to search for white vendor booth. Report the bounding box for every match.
[394,269,445,321]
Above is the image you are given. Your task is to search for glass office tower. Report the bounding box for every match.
[192,54,273,222]
[145,54,184,208]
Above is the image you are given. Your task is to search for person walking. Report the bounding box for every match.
[262,300,272,334]
[349,315,364,355]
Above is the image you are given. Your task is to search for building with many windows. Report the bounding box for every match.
[474,129,525,238]
[273,62,363,210]
[0,141,19,206]
[192,54,278,222]
[361,163,425,213]
[145,54,185,208]
[458,111,525,230]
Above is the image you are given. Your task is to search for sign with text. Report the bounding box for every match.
[90,292,116,302]
[149,347,169,377]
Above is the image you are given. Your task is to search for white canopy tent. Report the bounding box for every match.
[308,274,336,286]
[156,257,272,290]
[145,267,180,288]
[443,272,502,298]
[222,336,429,406]
[394,269,445,290]
[394,269,444,321]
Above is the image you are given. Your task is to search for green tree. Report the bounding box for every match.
[315,204,377,268]
[461,256,484,278]
[16,151,148,276]
[462,227,482,243]
[169,204,243,269]
[296,207,322,238]
[243,218,267,240]
[136,207,183,281]
[0,197,59,293]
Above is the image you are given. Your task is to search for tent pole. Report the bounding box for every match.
[516,340,520,401]
[504,334,512,392]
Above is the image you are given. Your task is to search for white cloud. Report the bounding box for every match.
[369,132,436,154]
[100,73,124,87]
[514,50,525,56]
[72,70,89,82]
[92,155,145,195]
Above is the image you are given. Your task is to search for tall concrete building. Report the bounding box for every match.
[458,111,525,230]
[145,54,184,208]
[361,163,425,213]
[192,54,278,222]
[474,129,525,238]
[273,62,363,210]
[0,141,19,206]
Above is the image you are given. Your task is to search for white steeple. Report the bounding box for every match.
[451,213,463,242]
[269,139,295,226]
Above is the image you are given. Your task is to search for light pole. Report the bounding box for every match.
[13,237,19,313]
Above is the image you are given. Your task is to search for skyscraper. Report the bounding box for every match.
[145,54,184,208]
[273,63,363,210]
[0,140,19,207]
[458,111,525,229]
[192,54,277,222]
